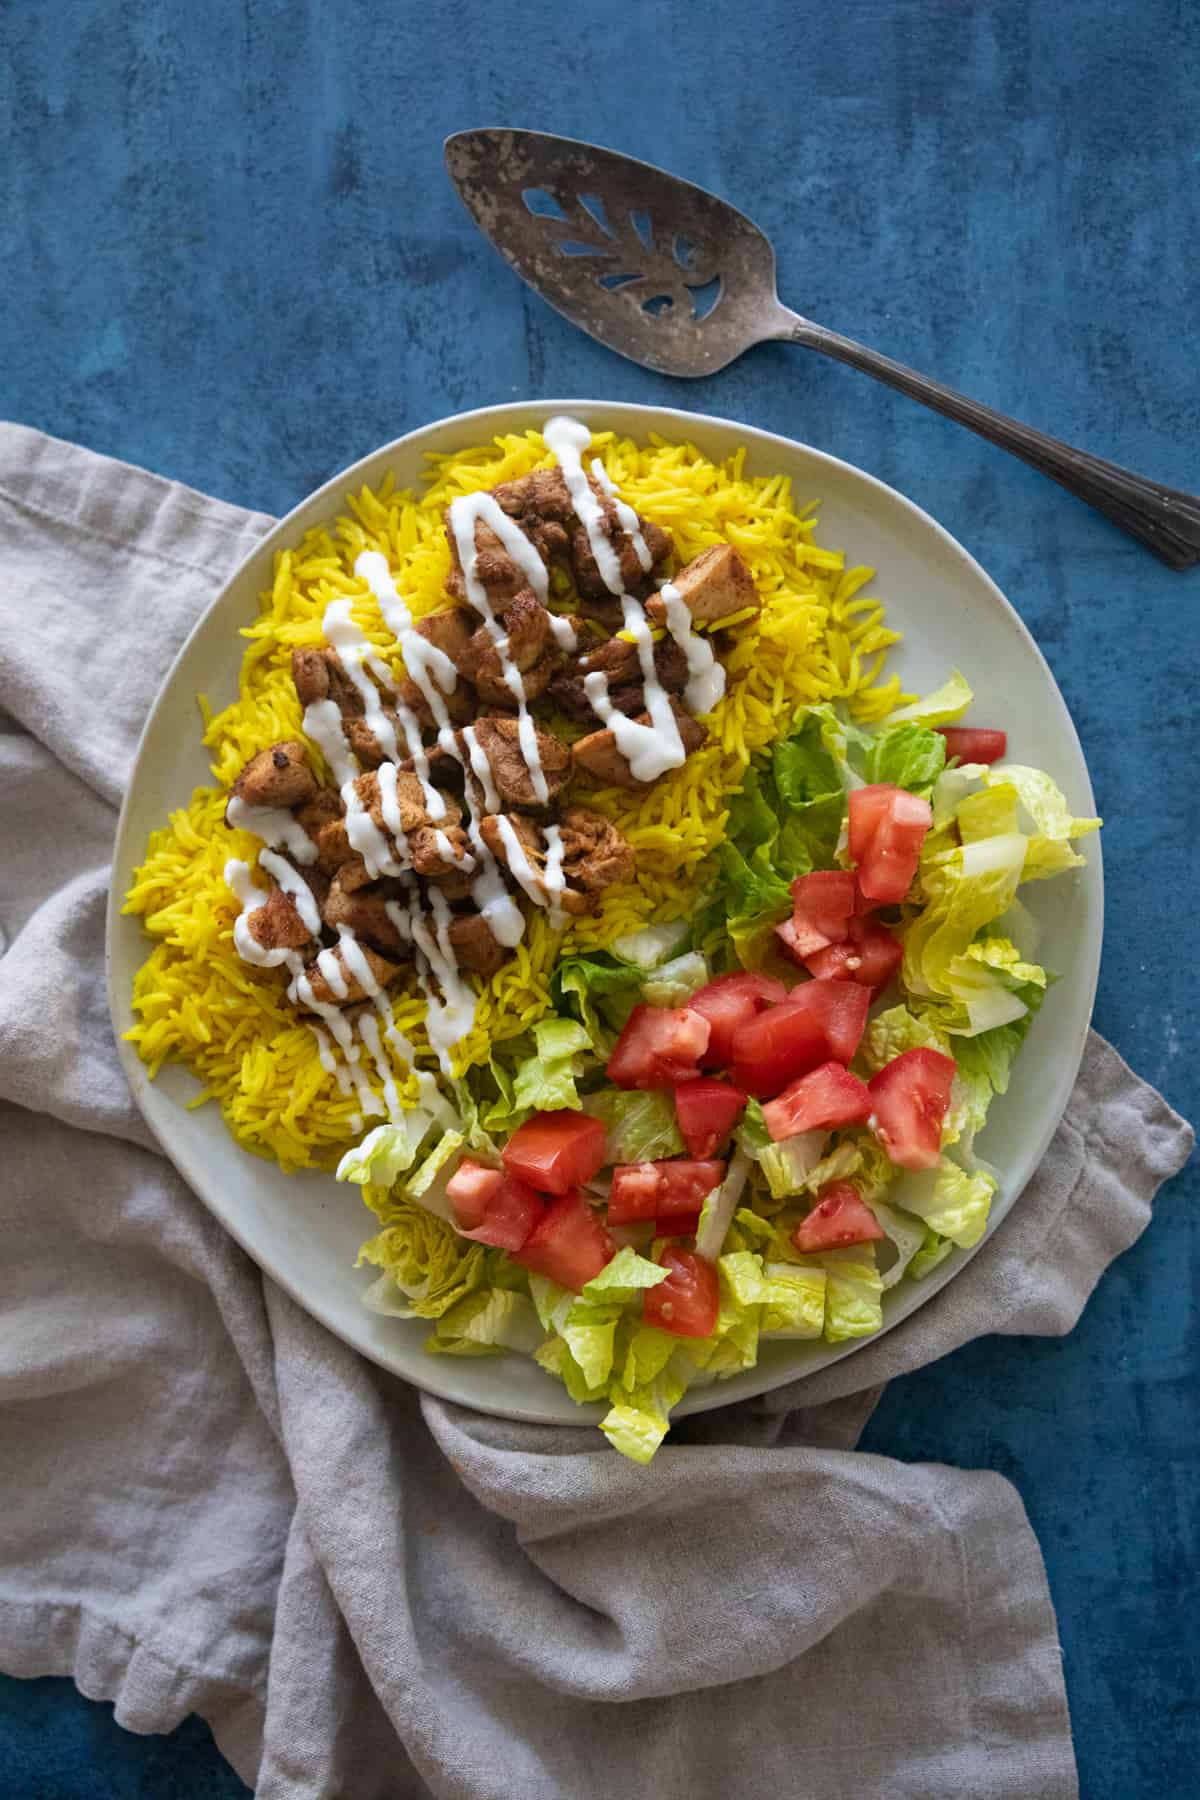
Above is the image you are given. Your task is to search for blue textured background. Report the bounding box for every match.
[2,0,1197,1794]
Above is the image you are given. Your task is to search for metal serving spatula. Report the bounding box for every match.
[445,128,1200,570]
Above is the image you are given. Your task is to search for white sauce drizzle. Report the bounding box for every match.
[461,724,501,813]
[547,414,689,784]
[493,815,548,910]
[445,493,550,806]
[546,612,578,652]
[659,581,727,714]
[591,456,653,571]
[541,822,567,928]
[258,849,323,937]
[322,598,402,765]
[225,796,318,866]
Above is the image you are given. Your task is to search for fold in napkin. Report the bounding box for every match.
[0,424,1191,1800]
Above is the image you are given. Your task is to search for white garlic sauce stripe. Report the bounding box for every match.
[545,414,711,784]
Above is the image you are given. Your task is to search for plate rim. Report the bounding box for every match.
[106,397,1103,1423]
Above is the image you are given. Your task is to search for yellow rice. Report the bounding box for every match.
[124,428,906,1171]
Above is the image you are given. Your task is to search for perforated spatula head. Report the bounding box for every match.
[444,128,789,378]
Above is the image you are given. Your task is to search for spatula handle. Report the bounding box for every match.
[788,320,1200,570]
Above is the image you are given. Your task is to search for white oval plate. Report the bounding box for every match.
[107,400,1102,1424]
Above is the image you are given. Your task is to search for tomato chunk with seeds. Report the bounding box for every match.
[674,1077,748,1157]
[791,1181,886,1253]
[731,981,870,1097]
[607,1004,711,1089]
[687,973,789,1067]
[459,1174,544,1251]
[502,1110,607,1196]
[513,1190,615,1290]
[446,1158,505,1230]
[868,1047,957,1170]
[777,870,858,960]
[607,1158,726,1226]
[805,917,904,989]
[939,726,1007,764]
[642,1248,719,1338]
[762,1062,873,1141]
[848,783,933,905]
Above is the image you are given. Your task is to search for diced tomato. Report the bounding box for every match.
[446,1158,505,1230]
[642,1248,719,1338]
[502,1110,607,1196]
[778,870,857,960]
[607,1004,711,1089]
[688,973,789,1067]
[762,1062,873,1141]
[674,1076,748,1157]
[459,1174,543,1251]
[791,1181,886,1252]
[848,783,933,905]
[868,1047,957,1170]
[731,981,870,1097]
[513,1190,615,1290]
[939,726,1007,765]
[607,1158,726,1226]
[805,917,904,990]
[658,1211,701,1239]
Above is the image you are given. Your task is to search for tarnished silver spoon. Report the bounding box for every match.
[445,128,1199,570]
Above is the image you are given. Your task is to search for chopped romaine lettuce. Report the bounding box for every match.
[582,1087,685,1163]
[335,1113,437,1189]
[819,1245,884,1342]
[610,920,691,969]
[695,1149,752,1261]
[425,1288,545,1357]
[511,1017,592,1114]
[357,1200,487,1319]
[641,951,710,1006]
[888,669,974,728]
[890,1157,997,1247]
[863,720,947,794]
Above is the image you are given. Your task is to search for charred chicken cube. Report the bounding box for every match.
[559,806,635,892]
[291,645,367,715]
[645,544,760,629]
[466,716,572,812]
[321,868,411,956]
[299,941,406,1009]
[446,913,507,979]
[572,702,707,790]
[227,741,318,814]
[244,883,316,955]
[460,589,560,708]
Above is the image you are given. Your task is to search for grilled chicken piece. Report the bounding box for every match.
[299,942,406,1008]
[321,868,410,956]
[227,741,318,814]
[559,806,635,893]
[645,544,759,628]
[566,481,673,606]
[408,824,475,882]
[466,716,572,812]
[352,769,462,836]
[292,788,353,875]
[480,806,633,915]
[412,606,474,670]
[291,645,367,715]
[349,770,475,884]
[460,588,560,707]
[391,673,476,732]
[547,634,690,726]
[444,469,572,605]
[446,913,506,979]
[572,702,707,790]
[244,884,317,955]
